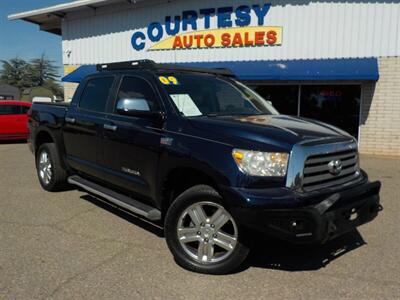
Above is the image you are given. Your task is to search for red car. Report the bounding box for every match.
[0,101,31,141]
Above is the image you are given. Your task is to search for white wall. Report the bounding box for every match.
[62,0,400,65]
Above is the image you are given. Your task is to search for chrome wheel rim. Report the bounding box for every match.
[38,150,52,185]
[177,201,238,264]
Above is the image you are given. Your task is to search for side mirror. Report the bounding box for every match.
[116,98,164,121]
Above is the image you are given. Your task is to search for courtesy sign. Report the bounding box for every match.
[131,3,282,51]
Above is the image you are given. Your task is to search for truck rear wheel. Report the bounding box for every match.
[165,185,249,274]
[36,143,68,192]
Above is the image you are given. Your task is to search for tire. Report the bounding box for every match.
[165,185,249,274]
[36,143,69,192]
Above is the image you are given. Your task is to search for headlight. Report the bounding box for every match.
[232,149,289,177]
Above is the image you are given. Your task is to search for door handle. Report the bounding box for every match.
[65,117,76,124]
[104,124,118,131]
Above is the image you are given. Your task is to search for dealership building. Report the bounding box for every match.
[9,0,400,156]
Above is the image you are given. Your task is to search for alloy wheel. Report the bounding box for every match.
[177,201,238,264]
[38,150,52,185]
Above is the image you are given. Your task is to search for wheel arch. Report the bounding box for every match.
[35,129,54,154]
[160,166,224,217]
[34,127,68,170]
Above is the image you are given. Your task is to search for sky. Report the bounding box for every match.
[0,0,68,75]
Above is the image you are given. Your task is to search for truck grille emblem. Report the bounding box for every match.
[328,159,343,176]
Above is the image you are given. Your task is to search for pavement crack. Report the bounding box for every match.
[46,246,129,299]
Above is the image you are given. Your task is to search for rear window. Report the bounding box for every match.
[0,105,21,115]
[21,106,30,114]
[79,77,114,112]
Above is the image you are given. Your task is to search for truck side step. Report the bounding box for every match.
[67,175,161,221]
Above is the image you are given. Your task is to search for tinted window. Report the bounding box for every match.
[252,85,299,116]
[21,106,30,114]
[0,105,20,115]
[116,77,160,112]
[79,77,114,112]
[300,85,361,137]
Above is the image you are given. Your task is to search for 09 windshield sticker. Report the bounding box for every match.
[159,76,180,86]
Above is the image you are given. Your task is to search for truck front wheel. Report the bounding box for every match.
[165,185,249,274]
[36,143,68,192]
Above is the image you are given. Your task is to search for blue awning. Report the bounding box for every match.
[62,58,379,83]
[178,58,379,81]
[62,65,97,83]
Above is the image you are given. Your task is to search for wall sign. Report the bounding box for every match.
[131,3,282,51]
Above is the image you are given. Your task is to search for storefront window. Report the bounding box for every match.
[300,85,361,138]
[249,84,361,138]
[251,85,299,116]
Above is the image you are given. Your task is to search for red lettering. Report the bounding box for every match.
[221,33,231,47]
[204,34,215,47]
[255,31,265,46]
[183,35,193,48]
[244,32,254,46]
[173,36,183,49]
[232,33,243,47]
[194,35,204,47]
[266,30,277,45]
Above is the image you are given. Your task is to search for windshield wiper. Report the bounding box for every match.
[205,112,269,117]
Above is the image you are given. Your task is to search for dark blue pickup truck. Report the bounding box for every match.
[28,60,382,274]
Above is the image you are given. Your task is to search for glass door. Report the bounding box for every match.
[252,85,299,116]
[300,85,361,138]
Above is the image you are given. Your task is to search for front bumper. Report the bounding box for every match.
[226,179,382,244]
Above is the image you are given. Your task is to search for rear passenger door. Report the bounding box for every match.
[63,76,116,178]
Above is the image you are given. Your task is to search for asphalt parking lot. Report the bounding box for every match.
[0,142,399,300]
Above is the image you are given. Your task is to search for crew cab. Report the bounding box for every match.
[0,100,31,141]
[28,60,382,274]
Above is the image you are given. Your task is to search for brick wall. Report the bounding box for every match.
[359,57,400,156]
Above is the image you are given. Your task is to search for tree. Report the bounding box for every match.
[0,55,64,100]
[29,54,59,86]
[42,79,64,99]
[0,58,33,89]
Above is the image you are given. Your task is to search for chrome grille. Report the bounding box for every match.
[302,149,360,191]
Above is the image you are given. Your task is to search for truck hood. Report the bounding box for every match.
[188,114,353,152]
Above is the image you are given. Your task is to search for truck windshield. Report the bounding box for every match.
[159,73,279,117]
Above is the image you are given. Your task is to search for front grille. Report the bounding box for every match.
[302,149,360,191]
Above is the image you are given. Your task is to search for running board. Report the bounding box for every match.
[68,175,161,221]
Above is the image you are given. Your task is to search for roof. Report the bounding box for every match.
[7,0,133,35]
[0,100,31,106]
[62,58,380,83]
[0,84,20,92]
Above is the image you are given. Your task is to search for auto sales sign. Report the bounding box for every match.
[131,3,282,51]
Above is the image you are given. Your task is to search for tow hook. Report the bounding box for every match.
[314,193,341,215]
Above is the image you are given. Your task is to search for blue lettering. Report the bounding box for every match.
[131,32,146,50]
[147,22,163,42]
[182,10,198,31]
[253,4,271,26]
[235,5,251,27]
[199,8,215,29]
[165,16,181,35]
[217,7,233,28]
